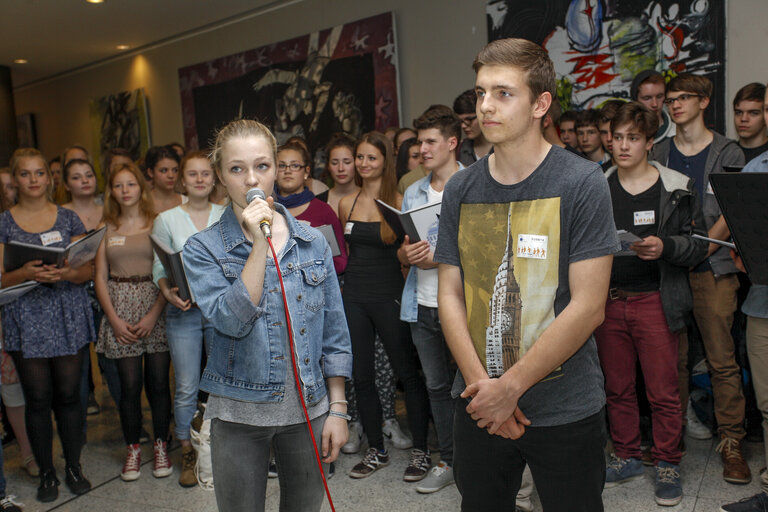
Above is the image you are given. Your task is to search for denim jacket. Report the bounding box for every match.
[182,204,352,405]
[400,163,464,323]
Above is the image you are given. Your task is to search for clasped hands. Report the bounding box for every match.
[461,376,531,439]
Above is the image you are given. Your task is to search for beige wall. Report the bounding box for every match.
[13,0,487,158]
[14,0,768,157]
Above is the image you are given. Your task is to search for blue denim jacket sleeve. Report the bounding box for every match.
[182,237,266,338]
[318,244,353,379]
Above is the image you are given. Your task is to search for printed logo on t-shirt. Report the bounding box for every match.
[40,231,62,246]
[107,236,126,247]
[516,234,548,259]
[634,210,655,226]
[344,222,354,236]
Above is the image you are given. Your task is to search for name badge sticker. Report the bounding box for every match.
[634,210,655,226]
[344,222,354,236]
[516,234,548,260]
[40,231,62,246]
[107,236,126,247]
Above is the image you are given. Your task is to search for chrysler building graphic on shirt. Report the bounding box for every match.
[457,198,561,378]
[485,209,522,377]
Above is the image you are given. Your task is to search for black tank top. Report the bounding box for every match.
[343,193,403,302]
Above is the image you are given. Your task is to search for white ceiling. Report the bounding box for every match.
[1,0,281,88]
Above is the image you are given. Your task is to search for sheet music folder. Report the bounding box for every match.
[708,172,768,285]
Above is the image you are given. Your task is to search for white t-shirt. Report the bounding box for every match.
[416,185,443,307]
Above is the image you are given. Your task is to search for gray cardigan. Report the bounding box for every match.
[605,162,708,332]
[649,132,745,275]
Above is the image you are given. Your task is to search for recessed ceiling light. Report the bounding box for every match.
[14,59,28,64]
[86,0,104,4]
[116,45,130,51]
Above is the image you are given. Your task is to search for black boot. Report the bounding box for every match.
[37,469,59,503]
[65,464,92,495]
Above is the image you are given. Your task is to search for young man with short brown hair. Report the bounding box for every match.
[733,82,768,163]
[650,72,749,486]
[435,37,619,510]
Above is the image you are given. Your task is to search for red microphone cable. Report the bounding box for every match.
[267,236,336,512]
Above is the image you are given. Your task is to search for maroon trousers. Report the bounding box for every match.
[595,292,683,465]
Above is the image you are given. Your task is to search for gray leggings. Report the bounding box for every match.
[210,415,327,512]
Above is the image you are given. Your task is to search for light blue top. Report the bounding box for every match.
[399,162,464,323]
[183,204,352,404]
[741,152,768,318]
[151,203,226,287]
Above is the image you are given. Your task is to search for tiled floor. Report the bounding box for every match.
[0,387,760,511]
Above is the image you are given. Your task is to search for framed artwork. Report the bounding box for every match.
[487,0,726,130]
[16,113,37,148]
[89,88,151,188]
[178,12,400,163]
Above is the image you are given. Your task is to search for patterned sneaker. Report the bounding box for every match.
[153,439,173,478]
[0,495,23,512]
[403,449,431,482]
[720,492,768,512]
[383,418,413,450]
[416,461,454,493]
[605,455,644,488]
[342,421,364,454]
[121,444,141,481]
[349,448,390,479]
[655,461,682,506]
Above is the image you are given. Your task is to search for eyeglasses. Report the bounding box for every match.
[460,115,477,126]
[663,93,701,106]
[277,163,305,172]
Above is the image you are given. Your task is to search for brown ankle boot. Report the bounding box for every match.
[717,434,751,484]
[179,445,198,488]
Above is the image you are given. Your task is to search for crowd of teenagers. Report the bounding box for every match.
[0,36,767,512]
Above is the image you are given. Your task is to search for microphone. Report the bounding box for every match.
[245,188,272,239]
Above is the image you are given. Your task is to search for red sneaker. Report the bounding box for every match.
[153,439,173,478]
[121,444,141,481]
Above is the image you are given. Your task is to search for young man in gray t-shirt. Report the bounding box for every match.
[434,38,619,510]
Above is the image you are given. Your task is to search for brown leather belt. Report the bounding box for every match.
[109,275,153,283]
[608,288,654,301]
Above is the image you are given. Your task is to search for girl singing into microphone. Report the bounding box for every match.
[183,119,351,512]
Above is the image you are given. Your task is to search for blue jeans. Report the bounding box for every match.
[166,305,210,440]
[410,305,455,465]
[211,415,327,512]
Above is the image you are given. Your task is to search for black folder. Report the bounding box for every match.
[708,172,768,285]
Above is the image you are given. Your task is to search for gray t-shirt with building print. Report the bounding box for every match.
[434,146,619,426]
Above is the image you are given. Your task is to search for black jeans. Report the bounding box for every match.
[454,400,606,512]
[343,298,430,451]
[210,415,327,512]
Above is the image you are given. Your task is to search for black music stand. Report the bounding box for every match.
[709,172,768,285]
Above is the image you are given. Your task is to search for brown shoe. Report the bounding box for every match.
[717,435,752,484]
[178,445,198,488]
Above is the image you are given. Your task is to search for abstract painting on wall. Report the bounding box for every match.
[178,12,400,166]
[486,0,726,131]
[89,88,151,188]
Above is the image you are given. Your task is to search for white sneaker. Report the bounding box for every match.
[383,418,413,450]
[686,400,712,440]
[342,421,364,454]
[416,461,454,493]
